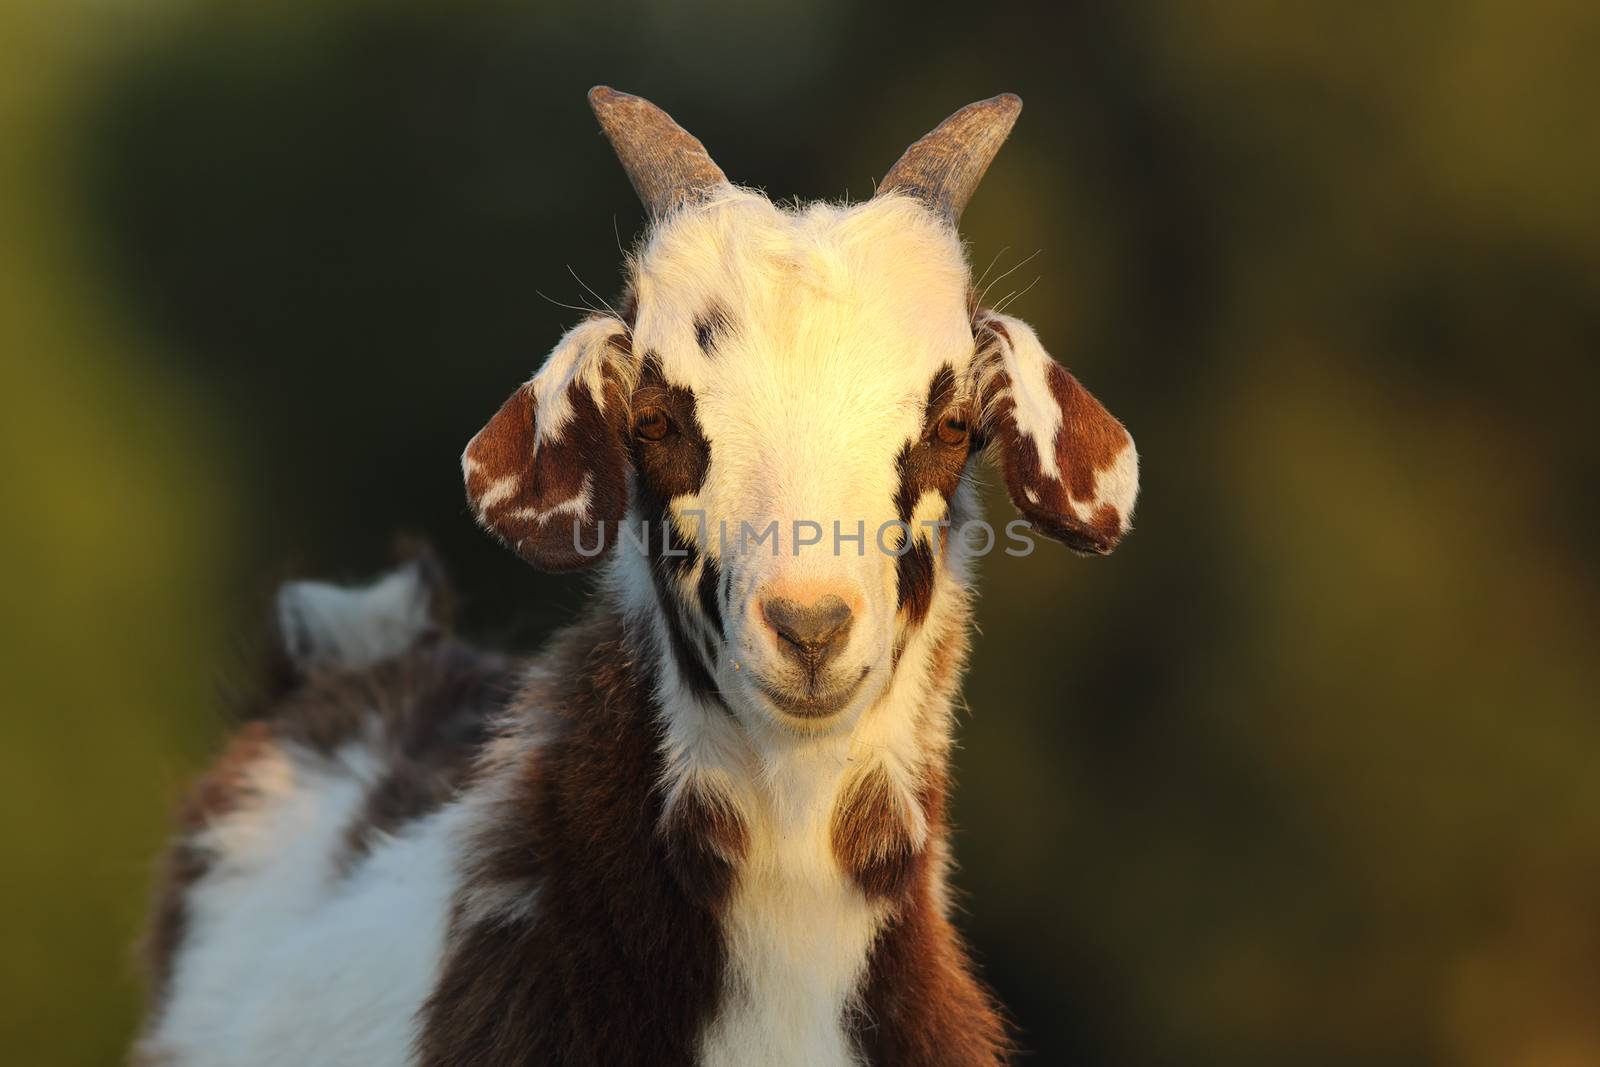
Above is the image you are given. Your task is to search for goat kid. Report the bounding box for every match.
[134,88,1139,1067]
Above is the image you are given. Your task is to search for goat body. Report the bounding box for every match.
[134,88,1139,1067]
[136,560,1003,1066]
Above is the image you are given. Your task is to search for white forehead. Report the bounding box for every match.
[629,190,975,398]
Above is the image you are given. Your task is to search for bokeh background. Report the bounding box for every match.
[5,1,1599,1063]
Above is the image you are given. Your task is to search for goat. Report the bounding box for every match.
[133,87,1139,1067]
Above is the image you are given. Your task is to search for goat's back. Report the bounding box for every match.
[135,563,520,1066]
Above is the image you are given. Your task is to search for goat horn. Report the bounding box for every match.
[877,94,1022,224]
[589,86,728,221]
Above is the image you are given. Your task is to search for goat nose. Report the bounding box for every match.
[761,594,854,671]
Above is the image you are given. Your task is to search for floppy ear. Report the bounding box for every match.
[462,317,631,571]
[974,309,1139,554]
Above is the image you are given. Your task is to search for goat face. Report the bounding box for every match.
[463,90,1139,734]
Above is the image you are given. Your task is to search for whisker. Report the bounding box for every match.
[567,264,625,327]
[990,274,1040,317]
[534,289,604,318]
[972,245,1010,297]
[976,248,1040,312]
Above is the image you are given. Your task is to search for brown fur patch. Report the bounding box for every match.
[330,643,517,871]
[630,351,711,511]
[891,364,974,625]
[849,857,1013,1066]
[894,365,971,525]
[662,781,749,906]
[924,615,968,700]
[896,540,938,628]
[414,613,740,1066]
[268,640,511,764]
[832,764,922,900]
[628,353,726,708]
[1044,361,1129,503]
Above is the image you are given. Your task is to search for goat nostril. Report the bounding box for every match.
[761,594,854,666]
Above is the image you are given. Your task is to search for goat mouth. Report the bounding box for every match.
[754,668,870,720]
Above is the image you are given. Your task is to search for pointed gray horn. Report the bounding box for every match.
[877,94,1022,223]
[588,86,728,221]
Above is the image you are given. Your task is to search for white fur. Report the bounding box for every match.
[277,564,433,671]
[983,313,1065,483]
[1091,440,1140,529]
[138,740,472,1067]
[697,776,886,1067]
[530,316,627,439]
[469,470,521,513]
[506,472,594,524]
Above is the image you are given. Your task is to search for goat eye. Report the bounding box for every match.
[936,414,969,447]
[634,406,673,442]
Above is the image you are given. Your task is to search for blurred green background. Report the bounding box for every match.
[5,1,1599,1063]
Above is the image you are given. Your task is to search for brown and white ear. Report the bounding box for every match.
[974,310,1138,554]
[462,317,631,571]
